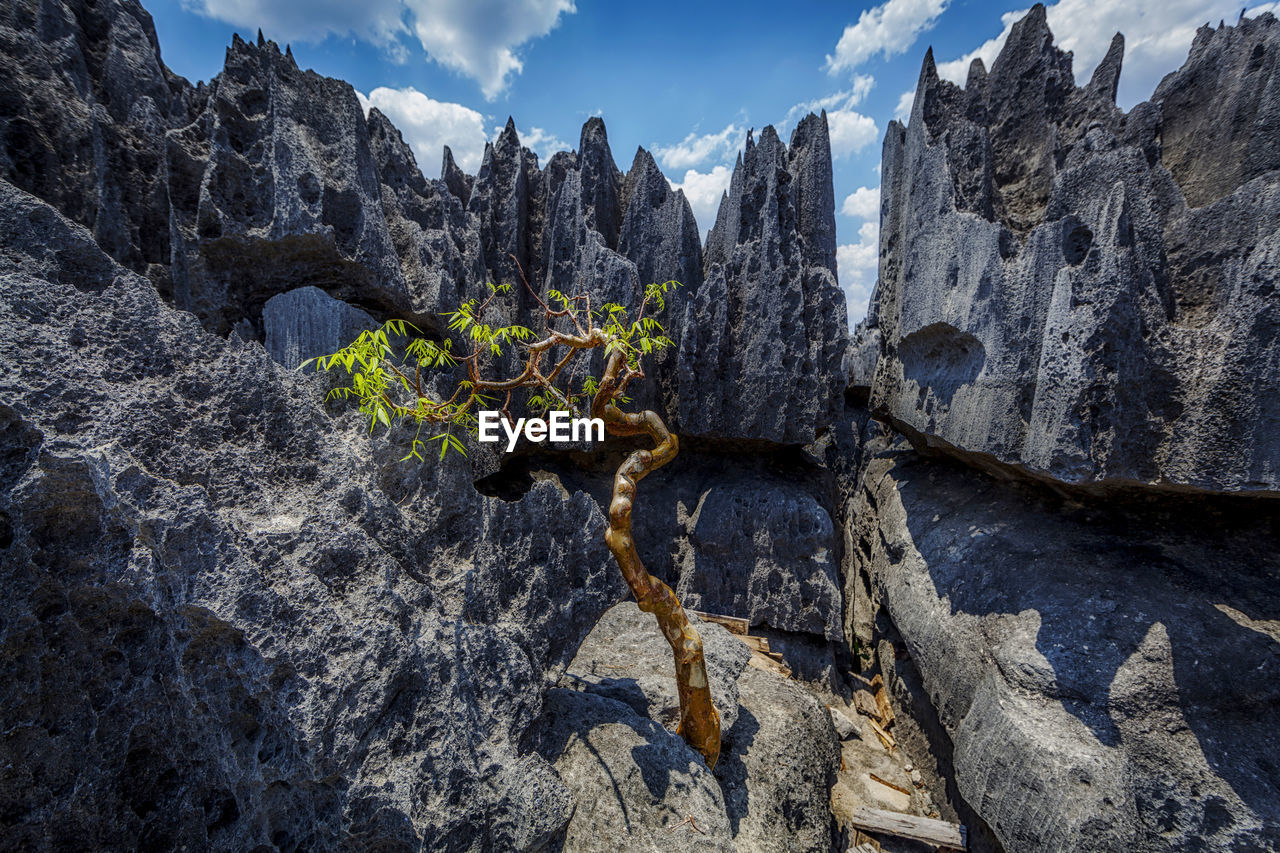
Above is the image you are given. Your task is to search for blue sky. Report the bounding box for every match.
[148,0,1278,323]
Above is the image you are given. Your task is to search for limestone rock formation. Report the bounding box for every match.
[675,477,842,640]
[166,33,406,336]
[262,285,379,369]
[0,0,195,295]
[2,0,843,451]
[679,115,847,444]
[0,179,629,849]
[845,433,1280,852]
[867,6,1280,495]
[533,447,844,641]
[367,108,483,326]
[538,603,840,852]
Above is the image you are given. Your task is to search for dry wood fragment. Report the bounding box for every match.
[870,674,895,728]
[868,773,912,797]
[866,717,896,752]
[849,806,966,850]
[747,652,792,678]
[741,635,771,654]
[693,610,749,635]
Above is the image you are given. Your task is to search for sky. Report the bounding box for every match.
[148,0,1280,325]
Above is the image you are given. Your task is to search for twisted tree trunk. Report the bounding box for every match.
[592,351,721,767]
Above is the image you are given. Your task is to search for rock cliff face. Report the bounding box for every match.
[849,7,1280,853]
[848,434,1280,852]
[680,116,847,444]
[867,6,1280,495]
[0,0,195,296]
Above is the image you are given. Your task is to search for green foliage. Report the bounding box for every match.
[300,279,681,461]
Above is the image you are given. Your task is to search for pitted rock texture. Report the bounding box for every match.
[538,602,840,853]
[675,478,842,641]
[519,447,844,640]
[0,0,195,294]
[867,7,1280,495]
[166,33,407,336]
[367,108,483,327]
[0,179,628,850]
[846,435,1280,852]
[679,114,848,444]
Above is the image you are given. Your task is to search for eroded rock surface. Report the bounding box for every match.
[0,0,195,294]
[167,34,406,335]
[679,115,847,444]
[846,433,1280,852]
[539,602,840,853]
[263,285,379,369]
[867,8,1280,495]
[0,179,628,850]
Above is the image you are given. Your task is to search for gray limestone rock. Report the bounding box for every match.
[846,437,1280,852]
[868,8,1280,495]
[560,601,751,735]
[469,118,546,306]
[541,602,840,852]
[0,179,628,850]
[716,666,840,853]
[619,147,705,418]
[166,34,406,336]
[0,0,194,294]
[679,115,847,444]
[263,285,379,369]
[533,689,737,852]
[529,449,844,642]
[675,478,843,640]
[367,108,484,327]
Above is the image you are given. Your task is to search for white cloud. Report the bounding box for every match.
[826,0,950,73]
[184,0,575,99]
[403,0,575,100]
[652,124,744,171]
[837,221,880,324]
[782,75,876,132]
[183,0,407,46]
[669,165,733,237]
[931,1,1280,109]
[841,186,881,220]
[499,123,571,163]
[894,88,916,122]
[358,86,488,174]
[827,109,880,158]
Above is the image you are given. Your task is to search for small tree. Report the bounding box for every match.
[303,263,722,767]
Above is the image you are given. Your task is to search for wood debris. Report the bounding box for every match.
[693,610,749,635]
[870,674,896,729]
[851,689,879,719]
[867,773,912,797]
[747,651,792,678]
[849,806,966,850]
[693,611,794,678]
[866,717,896,753]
